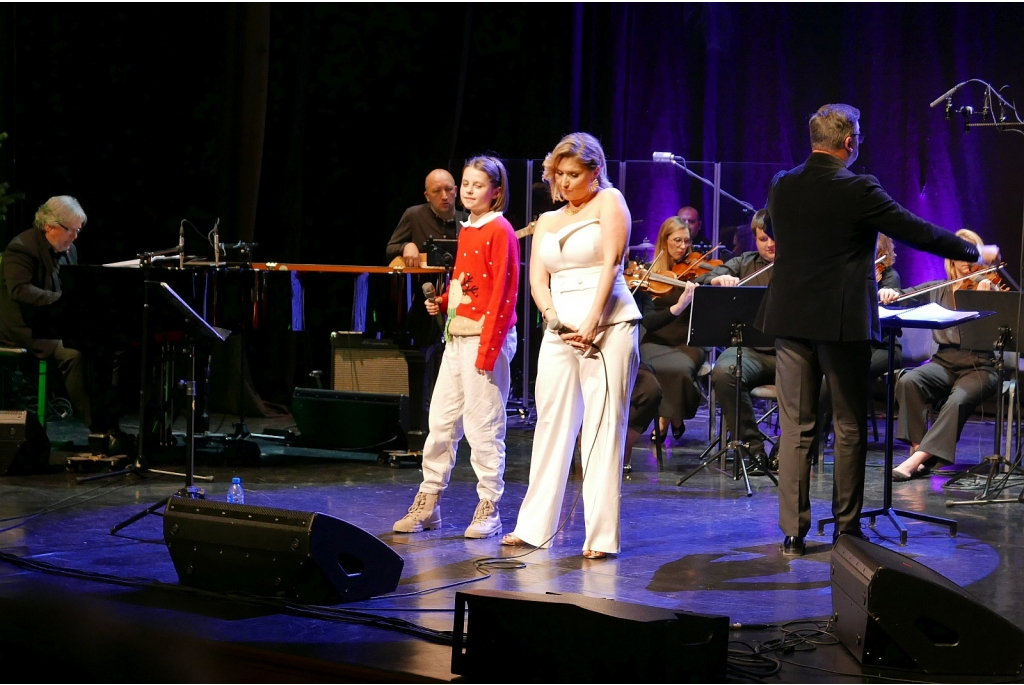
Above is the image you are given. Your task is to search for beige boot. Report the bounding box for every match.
[393,491,442,533]
[464,499,501,539]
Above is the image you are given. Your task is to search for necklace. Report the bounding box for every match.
[564,197,591,216]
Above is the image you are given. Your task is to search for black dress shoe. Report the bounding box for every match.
[782,536,805,556]
[672,423,685,440]
[833,527,867,545]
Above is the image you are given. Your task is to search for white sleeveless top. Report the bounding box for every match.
[539,218,641,328]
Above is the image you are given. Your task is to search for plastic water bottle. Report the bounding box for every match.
[227,477,245,504]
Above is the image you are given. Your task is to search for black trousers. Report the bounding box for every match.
[775,337,871,537]
[711,346,776,454]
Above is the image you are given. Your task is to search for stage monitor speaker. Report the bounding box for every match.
[451,589,728,682]
[291,388,410,451]
[831,535,1024,675]
[0,410,51,475]
[163,497,404,603]
[330,333,409,395]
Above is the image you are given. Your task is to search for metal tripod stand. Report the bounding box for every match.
[676,323,778,495]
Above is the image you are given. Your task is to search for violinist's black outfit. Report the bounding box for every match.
[694,251,774,459]
[895,284,998,464]
[637,288,705,433]
[756,152,982,541]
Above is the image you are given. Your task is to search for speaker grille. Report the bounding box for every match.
[332,347,409,395]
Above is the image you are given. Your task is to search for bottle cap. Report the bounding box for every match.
[231,477,241,484]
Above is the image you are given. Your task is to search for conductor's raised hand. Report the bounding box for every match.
[979,244,1001,265]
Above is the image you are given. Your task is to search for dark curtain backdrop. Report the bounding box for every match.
[1,2,1022,402]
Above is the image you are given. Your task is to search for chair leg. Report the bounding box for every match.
[653,419,664,467]
[37,359,47,428]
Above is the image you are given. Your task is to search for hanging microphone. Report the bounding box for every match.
[422,282,445,330]
[212,218,221,266]
[960,105,974,133]
[652,151,685,163]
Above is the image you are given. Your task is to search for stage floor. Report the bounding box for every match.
[1,405,1022,682]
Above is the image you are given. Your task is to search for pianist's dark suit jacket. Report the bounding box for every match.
[755,152,978,341]
[0,227,77,357]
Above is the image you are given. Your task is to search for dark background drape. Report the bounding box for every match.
[1,2,1022,404]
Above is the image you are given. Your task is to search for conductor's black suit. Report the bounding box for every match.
[755,152,980,538]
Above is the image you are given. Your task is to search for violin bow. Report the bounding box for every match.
[629,249,665,295]
[736,261,774,286]
[893,262,1006,302]
[674,244,725,279]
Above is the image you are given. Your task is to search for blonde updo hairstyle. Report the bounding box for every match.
[944,228,983,281]
[541,132,613,203]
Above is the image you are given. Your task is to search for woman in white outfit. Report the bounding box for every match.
[502,132,640,558]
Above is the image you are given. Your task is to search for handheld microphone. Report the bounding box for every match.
[546,314,573,335]
[422,282,445,330]
[652,151,685,163]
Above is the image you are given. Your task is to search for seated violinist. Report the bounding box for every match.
[890,228,1001,481]
[693,209,775,474]
[635,215,701,442]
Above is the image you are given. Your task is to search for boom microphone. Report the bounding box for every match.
[652,151,685,163]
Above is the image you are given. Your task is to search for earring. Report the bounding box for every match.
[589,178,599,193]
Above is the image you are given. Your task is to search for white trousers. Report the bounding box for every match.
[513,321,638,553]
[419,329,516,502]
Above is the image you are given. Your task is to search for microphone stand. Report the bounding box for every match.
[659,157,756,214]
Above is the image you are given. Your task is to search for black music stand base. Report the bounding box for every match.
[676,324,777,495]
[108,282,228,535]
[817,331,957,546]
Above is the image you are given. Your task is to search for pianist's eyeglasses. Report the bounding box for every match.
[52,221,81,236]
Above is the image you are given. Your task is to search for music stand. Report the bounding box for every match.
[675,286,777,496]
[110,282,229,534]
[816,303,991,544]
[945,290,1024,504]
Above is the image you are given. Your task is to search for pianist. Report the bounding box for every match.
[385,169,467,268]
[0,196,123,447]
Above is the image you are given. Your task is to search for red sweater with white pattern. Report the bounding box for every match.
[438,212,519,371]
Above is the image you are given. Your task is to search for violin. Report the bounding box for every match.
[624,261,693,298]
[959,263,1010,291]
[671,246,725,282]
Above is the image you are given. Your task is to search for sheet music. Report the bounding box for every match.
[879,302,979,323]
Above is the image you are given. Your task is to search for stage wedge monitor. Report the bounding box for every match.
[831,535,1024,675]
[451,589,729,682]
[0,410,51,475]
[163,497,404,603]
[291,388,410,451]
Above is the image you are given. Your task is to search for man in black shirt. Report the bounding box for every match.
[0,195,121,442]
[755,103,999,556]
[386,169,466,267]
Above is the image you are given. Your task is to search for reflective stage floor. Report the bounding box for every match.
[1,405,1023,682]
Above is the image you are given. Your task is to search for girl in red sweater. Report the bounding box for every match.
[393,156,520,539]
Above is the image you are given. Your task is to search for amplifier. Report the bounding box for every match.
[292,388,410,451]
[330,332,409,395]
[0,410,50,475]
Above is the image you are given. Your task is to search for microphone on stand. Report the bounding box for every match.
[422,282,445,331]
[212,218,221,266]
[179,224,185,268]
[652,151,685,163]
